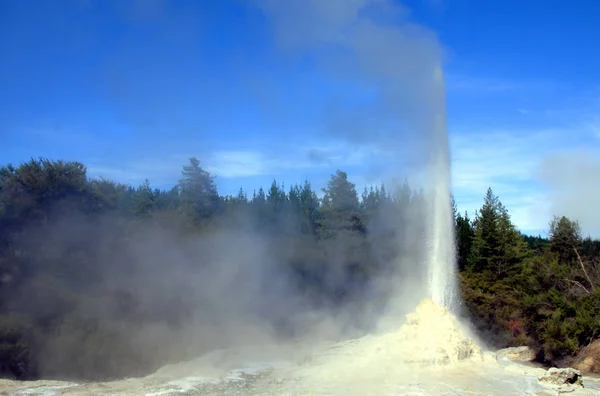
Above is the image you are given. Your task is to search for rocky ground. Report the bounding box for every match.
[2,300,599,396]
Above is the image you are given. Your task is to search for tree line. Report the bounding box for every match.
[0,157,598,380]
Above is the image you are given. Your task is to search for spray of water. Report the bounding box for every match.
[252,0,460,315]
[426,65,458,310]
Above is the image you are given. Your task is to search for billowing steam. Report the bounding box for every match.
[538,149,600,238]
[2,0,460,382]
[254,0,457,311]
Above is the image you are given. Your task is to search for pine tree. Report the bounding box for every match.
[361,185,382,216]
[320,170,363,237]
[379,183,389,204]
[252,187,266,205]
[267,180,286,211]
[495,202,529,279]
[178,157,219,224]
[132,179,156,218]
[299,180,320,235]
[469,188,529,279]
[391,179,411,208]
[455,210,473,272]
[548,216,582,266]
[236,187,247,203]
[321,170,359,212]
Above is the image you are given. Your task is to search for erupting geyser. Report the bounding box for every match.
[426,65,458,311]
[397,299,482,365]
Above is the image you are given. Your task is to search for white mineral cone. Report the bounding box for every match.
[396,298,483,366]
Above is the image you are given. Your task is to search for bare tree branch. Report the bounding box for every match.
[566,279,590,294]
[573,246,596,292]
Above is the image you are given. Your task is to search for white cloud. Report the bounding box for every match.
[87,157,184,186]
[449,121,600,235]
[85,139,388,188]
[205,151,271,178]
[204,141,390,179]
[85,123,598,237]
[83,83,600,238]
[449,128,555,232]
[537,150,600,238]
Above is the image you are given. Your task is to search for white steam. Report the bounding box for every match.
[538,149,600,238]
[426,66,457,309]
[255,0,457,310]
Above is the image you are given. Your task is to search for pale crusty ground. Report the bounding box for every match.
[4,345,599,396]
[2,300,599,396]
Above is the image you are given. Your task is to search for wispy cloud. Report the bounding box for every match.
[537,149,600,238]
[85,140,387,186]
[85,114,600,237]
[450,118,600,234]
[450,128,553,232]
[201,139,399,179]
[204,151,272,178]
[87,158,183,186]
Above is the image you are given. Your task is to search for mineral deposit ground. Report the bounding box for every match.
[2,299,599,396]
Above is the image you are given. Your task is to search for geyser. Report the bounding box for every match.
[425,65,458,310]
[396,298,481,365]
[253,0,460,312]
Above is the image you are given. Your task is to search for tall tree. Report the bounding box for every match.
[178,157,219,224]
[298,180,320,235]
[391,179,411,209]
[86,178,127,213]
[455,210,473,272]
[361,185,386,218]
[131,179,156,218]
[320,170,363,237]
[252,187,266,205]
[495,202,529,278]
[469,188,529,279]
[236,187,248,203]
[321,170,359,213]
[548,216,583,266]
[267,180,286,212]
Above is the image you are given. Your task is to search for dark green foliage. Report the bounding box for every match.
[131,179,156,218]
[455,210,473,272]
[548,216,582,266]
[468,188,529,280]
[457,189,599,366]
[178,157,219,225]
[320,170,364,238]
[523,234,549,252]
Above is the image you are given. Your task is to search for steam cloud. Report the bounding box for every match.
[9,0,457,380]
[254,0,446,160]
[538,149,600,238]
[255,0,457,310]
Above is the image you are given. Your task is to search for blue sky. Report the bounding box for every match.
[1,0,600,236]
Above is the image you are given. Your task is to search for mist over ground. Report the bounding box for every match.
[0,159,434,380]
